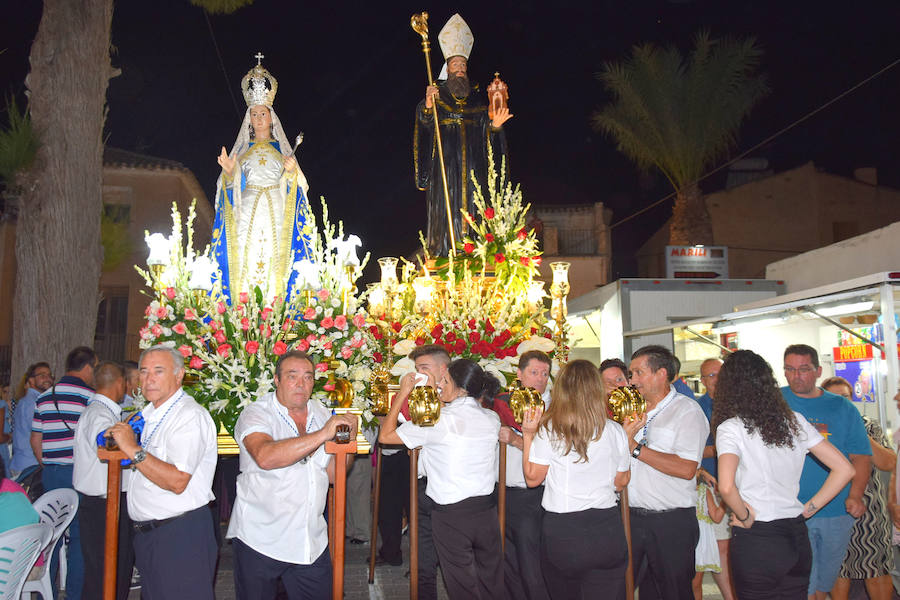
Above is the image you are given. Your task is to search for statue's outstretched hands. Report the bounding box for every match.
[217,146,236,177]
[491,106,513,128]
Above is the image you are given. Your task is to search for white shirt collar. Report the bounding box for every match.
[142,388,183,421]
[91,393,122,415]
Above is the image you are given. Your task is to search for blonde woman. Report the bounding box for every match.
[522,360,631,600]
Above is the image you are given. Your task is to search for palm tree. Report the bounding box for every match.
[593,31,768,246]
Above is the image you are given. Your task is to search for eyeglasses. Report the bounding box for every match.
[701,373,718,379]
[784,366,817,375]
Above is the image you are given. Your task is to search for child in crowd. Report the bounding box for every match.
[693,468,725,600]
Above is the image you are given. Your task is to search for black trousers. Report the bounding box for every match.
[233,538,332,600]
[418,477,440,600]
[630,507,698,600]
[377,451,409,563]
[431,491,506,600]
[542,506,628,600]
[78,492,134,600]
[504,486,550,600]
[730,517,811,600]
[132,505,217,600]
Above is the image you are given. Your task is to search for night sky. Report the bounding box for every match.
[2,1,900,279]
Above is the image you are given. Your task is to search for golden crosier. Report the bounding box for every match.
[607,385,646,424]
[508,379,543,424]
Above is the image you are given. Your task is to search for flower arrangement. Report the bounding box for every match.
[137,200,378,433]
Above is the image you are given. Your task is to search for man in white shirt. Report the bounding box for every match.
[73,361,135,600]
[624,345,709,600]
[107,344,218,600]
[492,350,551,600]
[226,350,356,598]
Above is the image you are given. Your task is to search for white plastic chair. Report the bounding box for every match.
[0,523,52,600]
[21,489,79,600]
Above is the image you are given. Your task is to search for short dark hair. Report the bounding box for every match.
[599,358,628,377]
[448,359,501,403]
[275,350,314,377]
[671,355,682,382]
[65,346,98,373]
[409,344,450,365]
[518,350,551,371]
[26,362,51,379]
[123,360,139,375]
[94,361,125,389]
[784,344,819,369]
[631,345,677,381]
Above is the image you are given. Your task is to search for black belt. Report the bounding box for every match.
[630,506,688,515]
[133,512,185,533]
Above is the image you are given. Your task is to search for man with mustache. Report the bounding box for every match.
[414,13,513,256]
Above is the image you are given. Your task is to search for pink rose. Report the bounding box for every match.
[297,339,310,352]
[323,340,333,351]
[156,306,168,319]
[210,320,220,331]
[216,343,232,358]
[139,326,152,340]
[261,307,273,320]
[260,324,272,338]
[321,316,334,329]
[306,334,317,343]
[323,383,335,391]
[303,307,317,320]
[240,317,250,331]
[173,322,187,335]
[214,330,227,344]
[245,341,260,354]
[216,302,227,314]
[316,289,330,302]
[189,356,204,369]
[350,336,364,348]
[144,305,152,317]
[184,308,197,321]
[165,287,176,301]
[281,320,293,331]
[234,305,244,315]
[334,315,348,329]
[273,340,288,356]
[352,314,366,328]
[177,344,192,357]
[341,346,353,359]
[239,291,250,304]
[315,362,329,373]
[150,324,163,337]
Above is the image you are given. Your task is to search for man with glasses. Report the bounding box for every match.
[10,362,53,480]
[782,344,871,600]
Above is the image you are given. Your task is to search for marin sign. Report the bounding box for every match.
[665,245,729,279]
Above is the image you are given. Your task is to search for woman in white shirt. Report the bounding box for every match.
[380,358,503,600]
[522,359,631,600]
[713,350,854,599]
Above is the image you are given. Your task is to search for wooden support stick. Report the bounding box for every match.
[97,448,126,600]
[368,444,383,584]
[409,447,420,600]
[326,439,357,600]
[498,442,507,553]
[622,487,634,600]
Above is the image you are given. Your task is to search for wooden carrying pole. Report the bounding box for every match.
[367,444,383,583]
[622,487,635,600]
[409,447,420,600]
[411,12,456,263]
[498,442,506,553]
[326,439,358,600]
[97,448,126,600]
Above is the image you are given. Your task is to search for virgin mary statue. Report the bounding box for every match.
[210,55,314,302]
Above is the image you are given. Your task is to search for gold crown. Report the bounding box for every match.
[241,54,278,107]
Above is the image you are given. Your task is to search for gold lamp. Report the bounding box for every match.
[409,385,441,427]
[607,385,646,424]
[507,379,544,424]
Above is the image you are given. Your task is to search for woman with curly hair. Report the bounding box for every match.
[712,350,855,599]
[521,359,631,600]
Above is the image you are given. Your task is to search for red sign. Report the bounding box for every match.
[833,345,873,362]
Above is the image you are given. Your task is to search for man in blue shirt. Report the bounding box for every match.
[10,362,53,479]
[782,344,871,600]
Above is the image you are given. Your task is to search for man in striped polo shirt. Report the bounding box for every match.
[31,345,98,600]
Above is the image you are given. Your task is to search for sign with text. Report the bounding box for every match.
[665,246,729,279]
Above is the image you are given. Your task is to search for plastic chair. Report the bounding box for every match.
[0,523,52,599]
[21,489,79,600]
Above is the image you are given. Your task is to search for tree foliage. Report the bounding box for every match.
[0,97,39,185]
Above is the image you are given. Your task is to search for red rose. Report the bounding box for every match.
[184,308,197,321]
[484,207,495,219]
[189,356,204,369]
[261,307,273,320]
[415,337,425,346]
[177,344,192,357]
[533,256,543,267]
[519,257,530,266]
[239,291,250,304]
[468,318,477,330]
[494,253,506,263]
[282,320,293,331]
[321,316,334,328]
[485,319,495,334]
[216,302,227,315]
[454,339,466,353]
[392,322,402,333]
[464,243,475,254]
[245,341,260,354]
[469,331,480,343]
[315,362,329,373]
[369,325,380,336]
[494,348,506,359]
[273,340,288,355]
[373,352,383,363]
[431,325,443,339]
[517,228,528,241]
[297,339,310,352]
[165,287,176,301]
[240,317,250,331]
[445,331,457,343]
[214,330,227,344]
[334,315,348,329]
[464,212,474,224]
[485,233,495,242]
[216,343,232,358]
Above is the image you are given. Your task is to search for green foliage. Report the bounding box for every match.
[0,96,39,184]
[189,0,254,14]
[592,31,768,191]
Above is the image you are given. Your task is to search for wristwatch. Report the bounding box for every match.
[631,442,644,459]
[132,449,147,466]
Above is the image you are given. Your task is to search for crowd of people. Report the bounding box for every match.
[1,339,899,600]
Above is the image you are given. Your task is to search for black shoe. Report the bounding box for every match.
[375,555,403,567]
